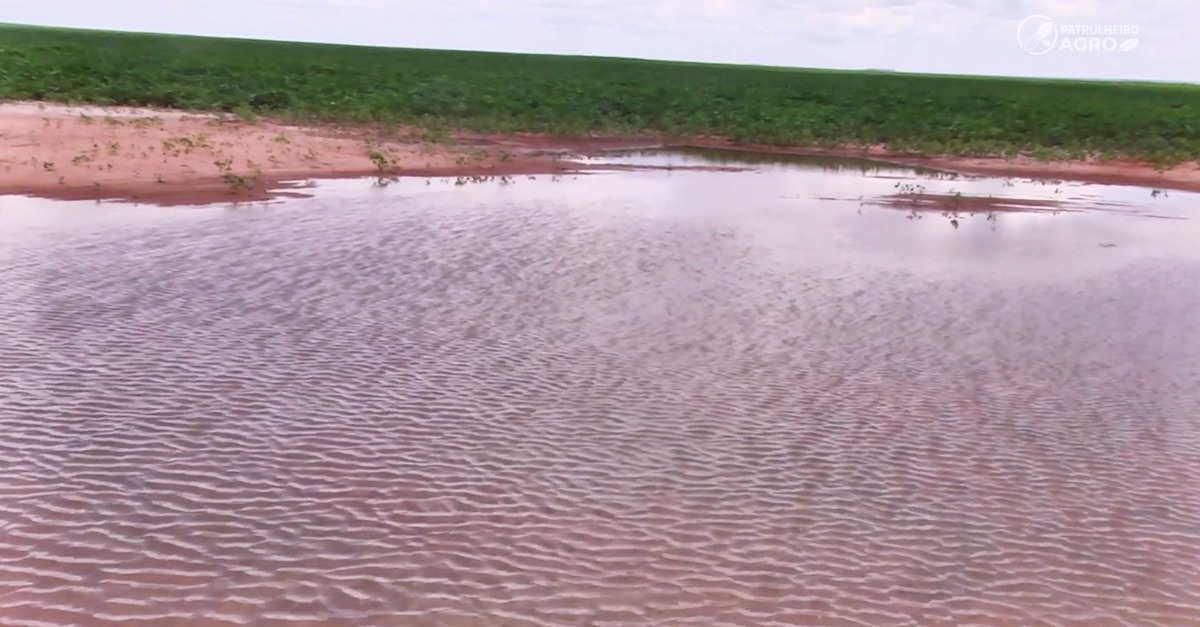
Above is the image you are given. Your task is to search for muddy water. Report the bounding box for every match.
[2,152,1200,626]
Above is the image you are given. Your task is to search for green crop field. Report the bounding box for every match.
[3,23,1200,163]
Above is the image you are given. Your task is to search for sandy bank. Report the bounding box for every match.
[3,102,1199,206]
[0,102,590,205]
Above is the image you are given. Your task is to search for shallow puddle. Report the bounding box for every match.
[2,158,1200,626]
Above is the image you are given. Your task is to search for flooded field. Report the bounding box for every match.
[2,150,1200,626]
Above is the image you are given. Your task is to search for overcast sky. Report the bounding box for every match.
[1,0,1194,82]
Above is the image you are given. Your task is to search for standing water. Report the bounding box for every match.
[2,151,1199,626]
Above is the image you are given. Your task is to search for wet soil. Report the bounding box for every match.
[4,102,1200,206]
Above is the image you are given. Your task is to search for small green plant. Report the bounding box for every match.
[367,149,391,171]
[1031,147,1056,162]
[130,116,162,128]
[162,135,210,156]
[420,128,451,144]
[946,189,963,211]
[895,182,927,206]
[222,171,259,191]
[215,157,263,192]
[233,104,257,123]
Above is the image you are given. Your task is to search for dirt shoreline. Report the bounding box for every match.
[3,101,1199,206]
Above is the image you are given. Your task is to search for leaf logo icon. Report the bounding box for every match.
[1018,15,1058,55]
[1119,38,1139,51]
[1033,21,1055,42]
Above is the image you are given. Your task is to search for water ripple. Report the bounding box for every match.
[2,172,1200,626]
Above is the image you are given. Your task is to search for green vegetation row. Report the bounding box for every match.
[3,23,1200,163]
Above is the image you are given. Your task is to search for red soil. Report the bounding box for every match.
[3,102,1198,206]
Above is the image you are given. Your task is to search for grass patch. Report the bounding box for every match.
[212,157,261,192]
[2,23,1200,163]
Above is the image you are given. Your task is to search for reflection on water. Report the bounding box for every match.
[2,162,1200,626]
[582,146,942,174]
